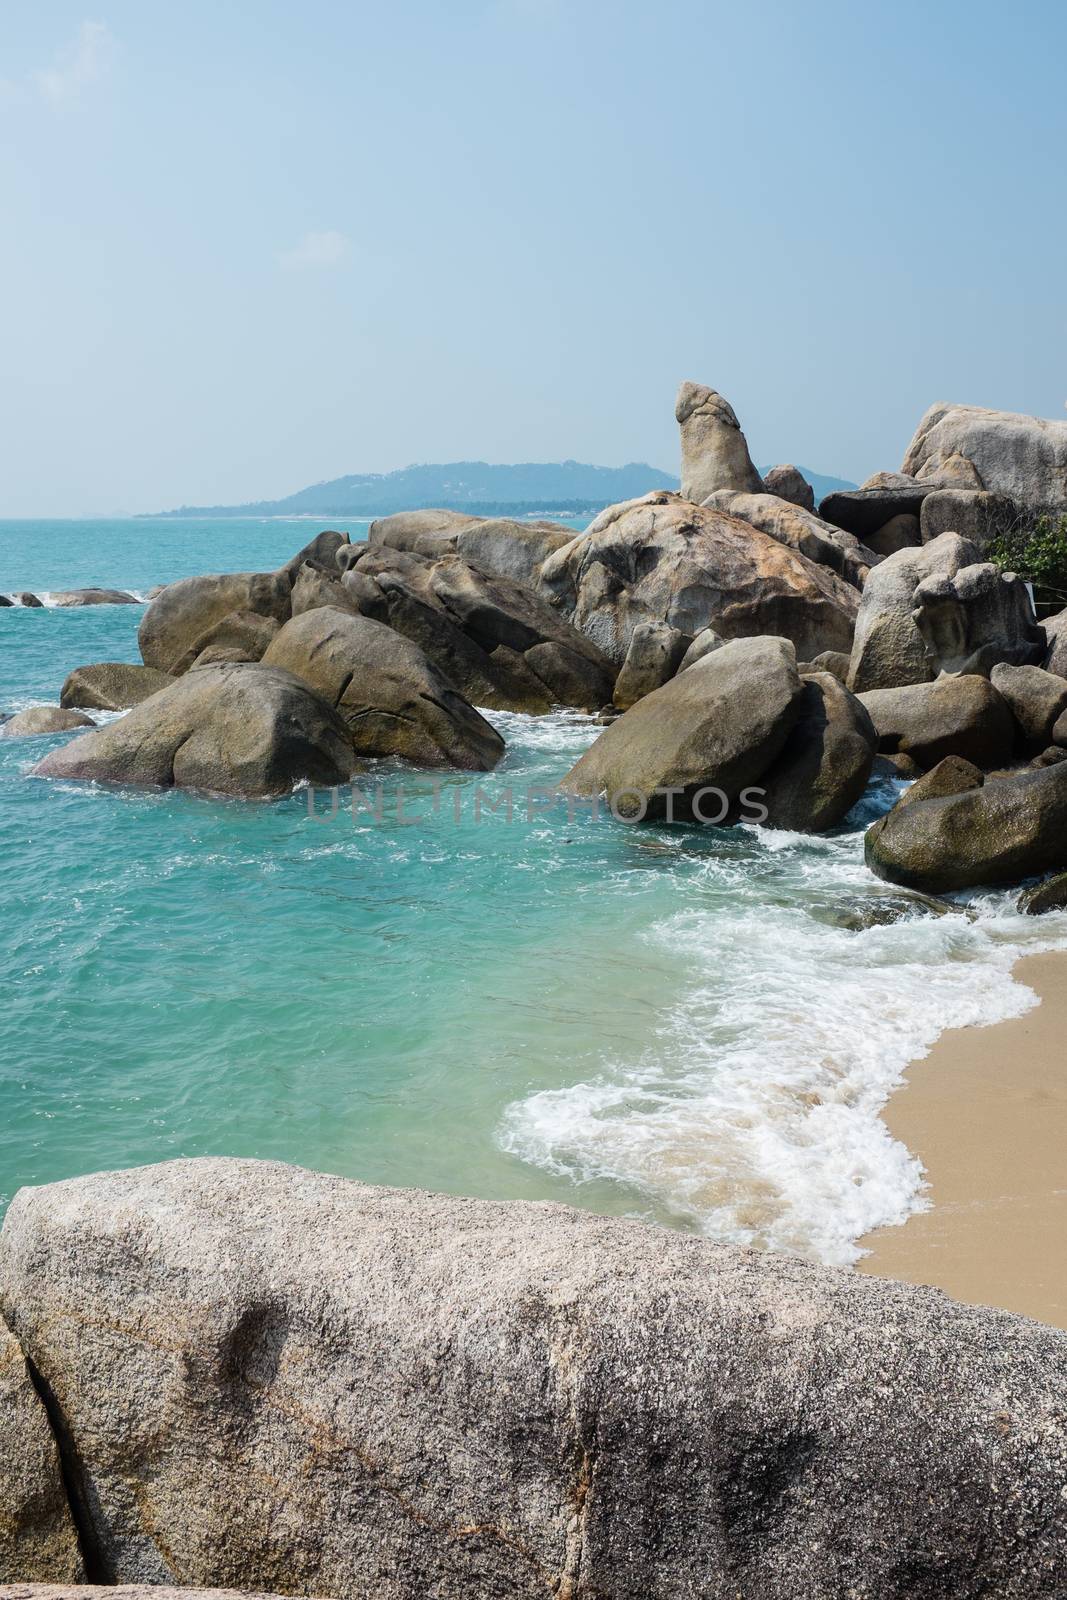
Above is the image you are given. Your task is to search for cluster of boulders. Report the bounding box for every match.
[12,382,1067,903]
[0,1156,1064,1598]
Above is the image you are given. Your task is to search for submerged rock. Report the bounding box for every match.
[859,675,1014,771]
[540,492,859,665]
[262,607,505,770]
[33,664,354,798]
[1,707,94,738]
[1019,871,1067,915]
[676,381,764,501]
[0,1312,84,1582]
[59,662,174,711]
[866,763,1067,891]
[48,588,139,607]
[560,636,804,821]
[0,1157,1065,1599]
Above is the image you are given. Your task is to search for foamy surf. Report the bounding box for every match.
[498,815,1067,1267]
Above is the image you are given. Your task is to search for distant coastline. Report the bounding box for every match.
[142,459,856,521]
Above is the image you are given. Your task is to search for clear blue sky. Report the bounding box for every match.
[3,1,1066,515]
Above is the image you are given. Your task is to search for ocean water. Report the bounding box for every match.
[3,516,1066,1265]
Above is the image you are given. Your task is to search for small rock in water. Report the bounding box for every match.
[2,705,95,738]
[1018,871,1067,916]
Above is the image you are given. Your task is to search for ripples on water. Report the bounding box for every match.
[3,517,1066,1263]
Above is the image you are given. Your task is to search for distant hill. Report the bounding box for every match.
[148,461,679,520]
[148,460,856,520]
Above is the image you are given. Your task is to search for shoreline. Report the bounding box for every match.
[860,949,1067,1329]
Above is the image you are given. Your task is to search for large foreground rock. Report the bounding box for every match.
[0,1314,84,1582]
[59,663,174,712]
[902,401,1067,510]
[676,381,764,501]
[262,608,504,770]
[858,675,1015,770]
[342,547,614,713]
[32,665,354,798]
[759,672,876,832]
[560,636,804,820]
[138,573,292,675]
[1,1159,1065,1599]
[866,763,1067,891]
[541,493,859,665]
[846,532,979,692]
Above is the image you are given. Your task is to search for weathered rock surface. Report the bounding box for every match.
[560,636,804,821]
[902,401,1067,510]
[759,672,876,832]
[0,1313,84,1583]
[341,547,614,713]
[702,491,874,588]
[846,532,980,693]
[48,589,138,607]
[0,1590,312,1600]
[1041,607,1067,678]
[919,488,1018,549]
[59,663,174,712]
[990,663,1067,754]
[912,561,1045,677]
[14,595,43,608]
[33,665,354,798]
[171,612,283,675]
[676,382,764,501]
[1,708,94,738]
[540,493,858,666]
[863,513,921,559]
[893,754,985,811]
[1019,872,1067,915]
[858,675,1015,770]
[819,485,929,537]
[1,1157,1066,1600]
[761,464,814,511]
[139,574,292,676]
[369,512,574,587]
[866,763,1067,891]
[278,530,350,581]
[611,621,689,710]
[262,608,504,770]
[677,626,723,672]
[800,649,851,683]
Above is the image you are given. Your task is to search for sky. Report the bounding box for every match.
[2,1,1066,515]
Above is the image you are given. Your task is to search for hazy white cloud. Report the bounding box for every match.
[278,230,351,271]
[34,20,114,105]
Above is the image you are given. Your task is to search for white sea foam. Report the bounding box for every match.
[499,821,1067,1266]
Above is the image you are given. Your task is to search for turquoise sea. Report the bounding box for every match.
[3,517,1066,1266]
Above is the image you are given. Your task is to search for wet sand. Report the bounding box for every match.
[861,950,1067,1330]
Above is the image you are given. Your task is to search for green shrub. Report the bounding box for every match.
[988,515,1067,604]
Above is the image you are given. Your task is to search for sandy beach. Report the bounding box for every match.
[861,949,1067,1329]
